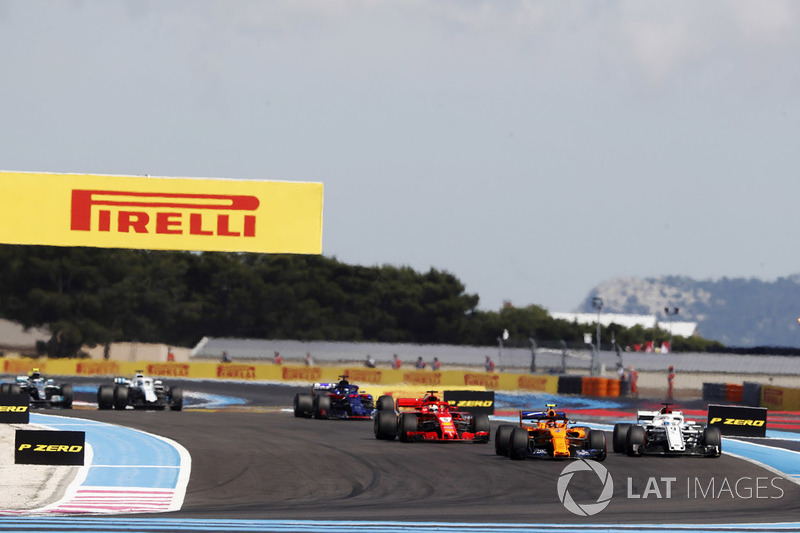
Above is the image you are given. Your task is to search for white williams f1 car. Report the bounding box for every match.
[613,404,721,457]
[97,371,183,411]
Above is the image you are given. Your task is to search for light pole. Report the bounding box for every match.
[664,306,679,352]
[591,297,603,376]
[497,329,508,372]
[529,336,537,373]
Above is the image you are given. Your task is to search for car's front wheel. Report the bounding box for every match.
[588,429,607,461]
[169,387,184,411]
[626,425,645,456]
[398,413,418,442]
[702,427,722,457]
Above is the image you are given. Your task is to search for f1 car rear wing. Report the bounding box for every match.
[637,410,685,423]
[520,410,567,420]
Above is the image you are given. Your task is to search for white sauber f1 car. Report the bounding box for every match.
[613,404,721,457]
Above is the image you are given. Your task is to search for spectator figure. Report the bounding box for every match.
[415,356,426,370]
[618,364,631,397]
[221,351,232,363]
[365,354,376,368]
[304,352,314,366]
[485,356,495,372]
[432,357,441,371]
[167,347,175,362]
[273,351,283,365]
[391,354,401,369]
[667,365,675,402]
[629,365,639,398]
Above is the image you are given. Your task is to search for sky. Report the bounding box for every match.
[2,1,799,313]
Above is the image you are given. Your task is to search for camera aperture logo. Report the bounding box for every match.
[557,459,614,516]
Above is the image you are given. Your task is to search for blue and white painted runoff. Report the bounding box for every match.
[13,413,191,515]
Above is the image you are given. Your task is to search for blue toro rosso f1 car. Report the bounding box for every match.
[293,375,379,419]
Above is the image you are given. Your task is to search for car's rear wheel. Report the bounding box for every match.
[294,393,313,418]
[0,384,8,394]
[169,387,183,411]
[113,385,129,410]
[588,429,607,461]
[374,409,397,440]
[8,384,21,396]
[97,385,114,410]
[495,424,515,456]
[613,423,631,453]
[398,413,418,442]
[59,384,73,409]
[313,395,330,419]
[376,395,395,412]
[626,425,645,456]
[702,426,722,457]
[509,427,529,460]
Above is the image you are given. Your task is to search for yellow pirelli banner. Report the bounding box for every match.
[0,171,323,254]
[3,357,559,395]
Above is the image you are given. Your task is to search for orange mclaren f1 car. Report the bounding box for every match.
[495,404,606,461]
[373,391,490,443]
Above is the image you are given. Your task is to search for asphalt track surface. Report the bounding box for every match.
[34,378,800,526]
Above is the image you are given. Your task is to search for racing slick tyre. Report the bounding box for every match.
[0,384,7,394]
[169,387,184,411]
[113,385,129,410]
[495,424,515,456]
[702,426,722,458]
[613,423,632,454]
[509,427,530,460]
[8,384,21,395]
[97,385,115,410]
[376,395,395,412]
[313,395,331,419]
[59,384,73,409]
[293,394,313,418]
[374,409,398,440]
[398,413,418,443]
[588,429,607,461]
[472,413,491,443]
[626,424,645,457]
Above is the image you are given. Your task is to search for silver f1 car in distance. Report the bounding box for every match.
[1,368,73,409]
[613,404,721,457]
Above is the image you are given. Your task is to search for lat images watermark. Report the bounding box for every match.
[557,460,614,516]
[558,461,786,517]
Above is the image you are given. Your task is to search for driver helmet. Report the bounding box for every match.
[29,368,41,380]
[429,404,438,412]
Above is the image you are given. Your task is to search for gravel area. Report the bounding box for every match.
[0,423,80,512]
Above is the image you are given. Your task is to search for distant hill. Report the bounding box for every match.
[578,275,800,348]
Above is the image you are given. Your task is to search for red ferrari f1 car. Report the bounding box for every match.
[373,391,490,443]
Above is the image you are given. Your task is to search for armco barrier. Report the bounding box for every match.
[0,357,559,394]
